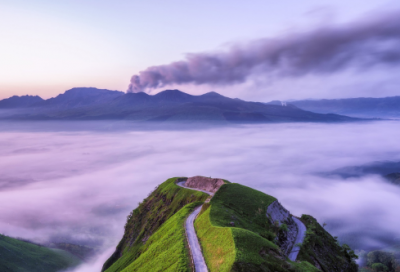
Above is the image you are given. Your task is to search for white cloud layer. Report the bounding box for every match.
[1,120,400,271]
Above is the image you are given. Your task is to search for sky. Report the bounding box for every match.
[1,0,400,101]
[1,121,400,271]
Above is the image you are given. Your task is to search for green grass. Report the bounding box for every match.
[195,204,236,272]
[122,202,202,272]
[103,177,208,272]
[0,234,81,272]
[103,179,351,272]
[210,183,277,240]
[195,183,319,272]
[289,261,320,272]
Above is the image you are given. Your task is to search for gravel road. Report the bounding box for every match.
[177,181,210,272]
[288,216,307,261]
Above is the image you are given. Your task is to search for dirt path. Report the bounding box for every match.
[177,181,211,272]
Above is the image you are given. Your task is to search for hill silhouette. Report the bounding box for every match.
[0,88,357,123]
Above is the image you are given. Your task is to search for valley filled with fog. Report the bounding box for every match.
[0,120,399,271]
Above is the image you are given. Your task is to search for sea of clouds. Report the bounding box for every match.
[1,120,400,271]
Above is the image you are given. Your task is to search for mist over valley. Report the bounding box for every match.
[1,120,400,271]
[3,1,400,271]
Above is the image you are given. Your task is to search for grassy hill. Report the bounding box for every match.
[195,183,322,272]
[102,177,209,272]
[0,234,81,272]
[103,178,358,272]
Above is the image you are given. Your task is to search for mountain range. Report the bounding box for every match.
[283,97,400,118]
[0,88,356,123]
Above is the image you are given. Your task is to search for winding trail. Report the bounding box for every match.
[177,180,305,268]
[177,181,211,272]
[288,216,307,261]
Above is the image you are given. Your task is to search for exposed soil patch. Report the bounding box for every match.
[185,176,225,193]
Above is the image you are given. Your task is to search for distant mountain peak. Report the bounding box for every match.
[154,89,192,97]
[201,91,224,97]
[62,87,124,97]
[0,95,44,108]
[153,89,194,102]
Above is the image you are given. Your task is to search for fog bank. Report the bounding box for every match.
[1,120,400,271]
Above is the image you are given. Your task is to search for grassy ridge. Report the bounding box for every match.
[122,202,202,272]
[195,204,236,272]
[196,183,319,272]
[0,234,81,272]
[210,183,276,238]
[103,177,208,272]
[103,178,356,272]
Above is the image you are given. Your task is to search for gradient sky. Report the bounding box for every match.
[1,0,399,100]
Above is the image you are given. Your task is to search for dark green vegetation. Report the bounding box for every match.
[287,96,400,118]
[297,215,358,272]
[358,249,400,271]
[103,178,359,272]
[102,177,208,272]
[0,234,81,272]
[0,88,356,123]
[46,242,96,261]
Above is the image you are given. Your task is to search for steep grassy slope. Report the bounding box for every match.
[102,177,208,272]
[121,202,202,272]
[195,183,319,272]
[0,234,81,272]
[297,215,358,272]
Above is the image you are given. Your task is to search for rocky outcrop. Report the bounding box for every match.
[184,176,225,193]
[267,201,291,226]
[267,201,298,256]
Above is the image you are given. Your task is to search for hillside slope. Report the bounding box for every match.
[102,177,209,272]
[103,177,358,272]
[0,234,81,272]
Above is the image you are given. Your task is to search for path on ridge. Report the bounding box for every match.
[288,216,307,261]
[178,180,306,267]
[177,181,211,272]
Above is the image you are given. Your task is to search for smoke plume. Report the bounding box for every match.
[128,11,400,93]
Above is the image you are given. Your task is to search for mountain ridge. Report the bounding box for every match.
[286,96,400,118]
[0,88,359,123]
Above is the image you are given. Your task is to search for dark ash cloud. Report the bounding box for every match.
[128,11,400,93]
